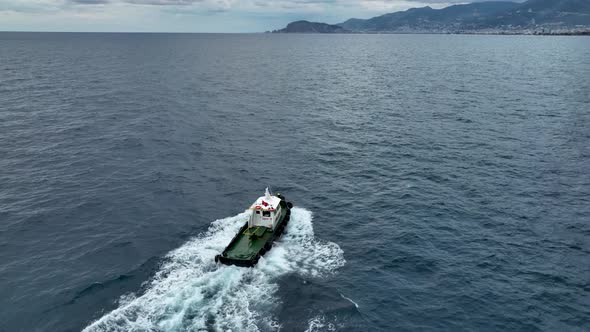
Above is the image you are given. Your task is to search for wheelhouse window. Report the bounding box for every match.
[262,211,271,217]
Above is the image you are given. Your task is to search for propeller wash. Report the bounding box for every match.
[83,207,345,331]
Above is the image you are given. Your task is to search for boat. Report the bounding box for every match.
[215,188,293,267]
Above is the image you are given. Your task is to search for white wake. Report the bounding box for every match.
[83,207,345,332]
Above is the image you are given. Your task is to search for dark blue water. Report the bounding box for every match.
[1,32,589,332]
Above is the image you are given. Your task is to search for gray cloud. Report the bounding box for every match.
[125,0,204,5]
[69,0,110,4]
[67,0,206,5]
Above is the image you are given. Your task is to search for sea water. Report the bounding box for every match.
[1,32,589,331]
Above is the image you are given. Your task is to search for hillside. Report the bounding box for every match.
[273,21,350,33]
[277,0,590,34]
[481,0,590,27]
[339,2,519,32]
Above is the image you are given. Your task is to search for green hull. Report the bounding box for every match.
[215,198,292,267]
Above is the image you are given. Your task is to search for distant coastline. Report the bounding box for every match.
[271,20,350,34]
[268,30,590,36]
[272,0,590,36]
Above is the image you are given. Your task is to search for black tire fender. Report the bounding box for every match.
[287,202,293,209]
[252,254,260,266]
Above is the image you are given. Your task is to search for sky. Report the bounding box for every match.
[0,0,516,32]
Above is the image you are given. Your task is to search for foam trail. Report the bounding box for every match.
[305,316,336,332]
[340,294,359,309]
[83,207,345,332]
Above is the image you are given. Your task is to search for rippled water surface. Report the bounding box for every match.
[1,32,589,331]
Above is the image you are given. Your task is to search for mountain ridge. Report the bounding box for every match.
[272,20,351,33]
[339,1,519,32]
[275,0,590,34]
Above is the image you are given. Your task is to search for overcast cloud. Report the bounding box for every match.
[0,0,523,32]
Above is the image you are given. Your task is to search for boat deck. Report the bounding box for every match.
[224,226,273,260]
